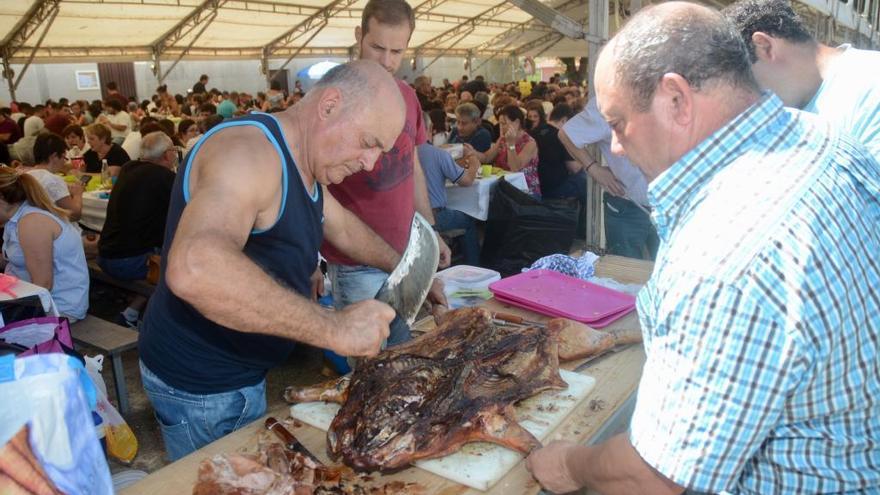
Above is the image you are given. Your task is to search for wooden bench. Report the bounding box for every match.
[87,260,155,298]
[71,315,139,416]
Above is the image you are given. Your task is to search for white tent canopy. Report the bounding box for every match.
[0,0,597,65]
[0,0,876,101]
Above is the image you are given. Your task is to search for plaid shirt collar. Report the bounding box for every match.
[647,93,787,241]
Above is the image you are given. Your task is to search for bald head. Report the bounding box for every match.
[307,59,404,120]
[296,59,407,185]
[598,1,759,112]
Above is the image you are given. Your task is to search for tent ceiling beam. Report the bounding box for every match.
[5,45,505,64]
[0,0,61,51]
[263,0,360,58]
[507,0,603,43]
[472,0,585,52]
[1,0,61,101]
[266,20,328,83]
[151,0,227,81]
[65,0,321,16]
[511,31,558,56]
[420,26,475,72]
[417,12,552,30]
[416,1,514,50]
[157,9,220,83]
[532,33,564,57]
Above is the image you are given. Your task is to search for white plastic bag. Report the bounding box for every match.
[84,355,107,397]
[0,353,113,494]
[84,354,138,463]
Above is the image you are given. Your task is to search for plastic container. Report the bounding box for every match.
[436,265,501,309]
[489,269,635,327]
[437,265,501,289]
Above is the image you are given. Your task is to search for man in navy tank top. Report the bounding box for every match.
[139,60,407,461]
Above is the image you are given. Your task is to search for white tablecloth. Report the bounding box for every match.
[80,191,109,232]
[445,172,528,221]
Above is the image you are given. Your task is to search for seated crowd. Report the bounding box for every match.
[0,70,652,330]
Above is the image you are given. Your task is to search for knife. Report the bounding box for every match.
[264,417,324,466]
[492,311,547,328]
[573,344,632,372]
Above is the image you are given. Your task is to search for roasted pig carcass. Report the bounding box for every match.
[285,307,567,472]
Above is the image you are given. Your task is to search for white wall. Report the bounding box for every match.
[133,57,349,101]
[0,63,103,106]
[0,56,517,107]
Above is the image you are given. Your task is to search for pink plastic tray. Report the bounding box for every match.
[489,269,635,327]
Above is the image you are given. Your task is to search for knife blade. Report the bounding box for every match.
[265,417,324,466]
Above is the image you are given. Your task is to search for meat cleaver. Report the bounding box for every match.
[374,212,439,325]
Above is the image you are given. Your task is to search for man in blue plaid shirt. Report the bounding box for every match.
[526,2,880,494]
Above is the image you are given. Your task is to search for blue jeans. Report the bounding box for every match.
[97,253,149,280]
[139,360,267,461]
[434,207,481,266]
[603,192,659,260]
[327,264,411,346]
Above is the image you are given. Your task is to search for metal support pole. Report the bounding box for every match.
[466,50,473,77]
[152,47,162,84]
[584,0,608,250]
[2,50,15,102]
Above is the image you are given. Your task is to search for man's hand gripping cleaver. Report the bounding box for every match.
[374,212,439,325]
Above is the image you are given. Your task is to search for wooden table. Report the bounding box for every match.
[122,256,653,495]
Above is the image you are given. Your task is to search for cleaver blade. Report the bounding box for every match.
[374,212,439,325]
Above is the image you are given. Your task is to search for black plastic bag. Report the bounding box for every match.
[480,179,579,276]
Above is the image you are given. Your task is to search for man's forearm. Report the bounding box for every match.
[569,435,684,495]
[559,129,597,169]
[412,154,435,224]
[166,233,342,349]
[331,216,400,273]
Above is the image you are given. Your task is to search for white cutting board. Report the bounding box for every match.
[290,369,595,491]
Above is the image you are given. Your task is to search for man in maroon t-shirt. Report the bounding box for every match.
[43,102,72,136]
[322,0,450,345]
[105,81,129,109]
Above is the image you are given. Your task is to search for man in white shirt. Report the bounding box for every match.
[724,0,880,160]
[98,99,131,145]
[560,97,658,260]
[23,105,45,137]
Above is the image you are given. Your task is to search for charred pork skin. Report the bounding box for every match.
[286,308,567,472]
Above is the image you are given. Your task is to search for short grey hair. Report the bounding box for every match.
[140,131,174,161]
[308,61,373,111]
[455,102,481,121]
[610,3,760,111]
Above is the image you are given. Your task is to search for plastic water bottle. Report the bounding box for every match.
[100,159,111,189]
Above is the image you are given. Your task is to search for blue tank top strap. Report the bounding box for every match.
[181,113,320,233]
